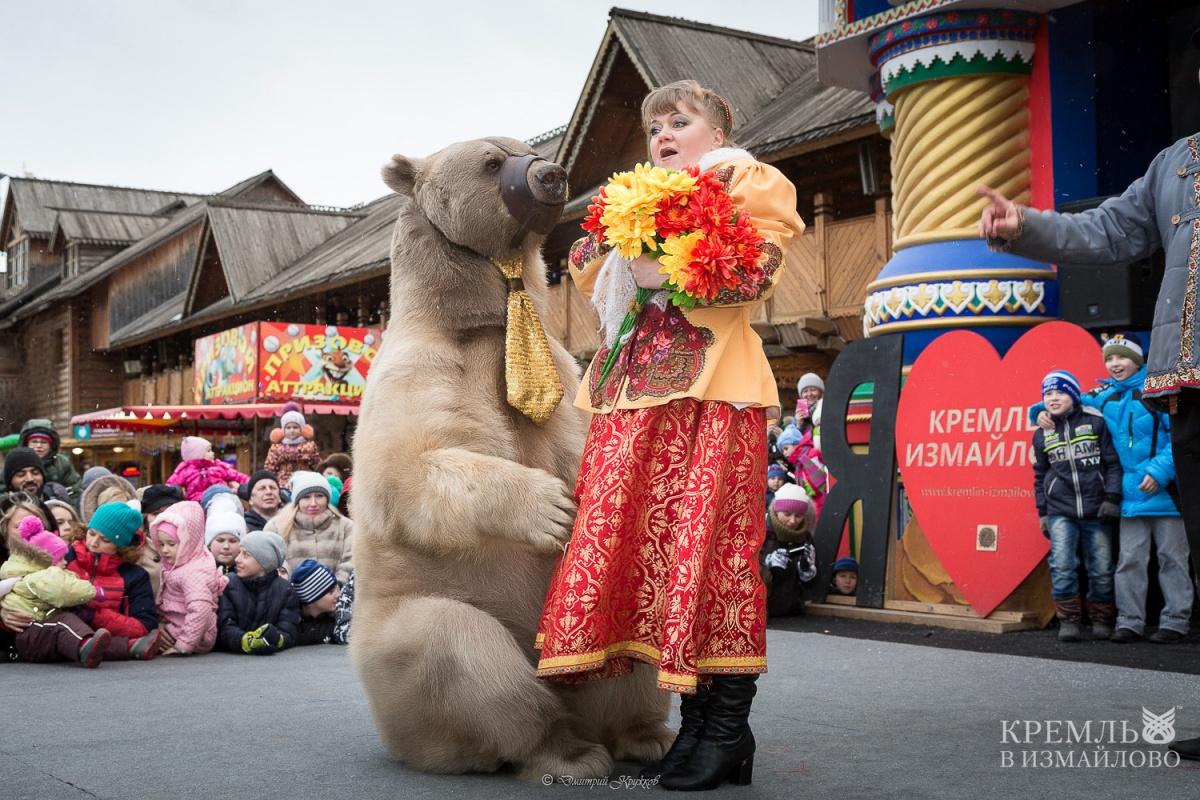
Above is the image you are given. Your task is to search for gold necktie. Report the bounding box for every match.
[491,256,564,426]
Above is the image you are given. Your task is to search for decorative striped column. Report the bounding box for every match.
[861,9,1058,363]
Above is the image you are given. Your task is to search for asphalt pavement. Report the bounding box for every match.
[2,623,1198,799]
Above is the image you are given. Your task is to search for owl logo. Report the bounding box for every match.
[1141,707,1175,744]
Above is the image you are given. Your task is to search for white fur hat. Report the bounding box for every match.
[797,373,825,394]
[205,510,247,547]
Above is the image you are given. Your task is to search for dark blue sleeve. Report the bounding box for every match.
[120,564,159,632]
[275,583,301,650]
[217,579,247,652]
[1032,430,1048,516]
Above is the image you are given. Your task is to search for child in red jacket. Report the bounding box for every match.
[65,502,161,660]
[166,437,249,503]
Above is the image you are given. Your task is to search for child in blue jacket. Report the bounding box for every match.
[1033,336,1191,643]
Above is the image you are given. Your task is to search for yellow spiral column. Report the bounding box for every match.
[861,10,1059,354]
[891,73,1032,249]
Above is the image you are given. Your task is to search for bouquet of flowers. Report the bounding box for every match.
[582,163,767,383]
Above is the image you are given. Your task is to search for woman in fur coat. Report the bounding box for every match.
[265,472,353,584]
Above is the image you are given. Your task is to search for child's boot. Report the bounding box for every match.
[1055,597,1084,642]
[130,630,161,661]
[1086,600,1117,640]
[78,629,112,668]
[106,630,160,661]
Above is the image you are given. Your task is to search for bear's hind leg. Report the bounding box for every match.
[354,596,612,780]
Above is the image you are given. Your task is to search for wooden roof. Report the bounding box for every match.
[735,65,875,158]
[48,209,171,250]
[556,8,873,202]
[108,291,186,347]
[528,125,567,162]
[1,177,204,243]
[239,194,403,306]
[215,169,304,204]
[110,195,402,347]
[197,200,364,304]
[22,202,209,315]
[17,173,317,316]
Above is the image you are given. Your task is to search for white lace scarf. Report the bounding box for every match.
[591,147,755,346]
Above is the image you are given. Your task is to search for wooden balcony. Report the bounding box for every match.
[544,195,892,360]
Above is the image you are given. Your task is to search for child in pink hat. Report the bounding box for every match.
[0,516,110,667]
[166,436,250,503]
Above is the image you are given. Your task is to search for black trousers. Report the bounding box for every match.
[1170,389,1200,577]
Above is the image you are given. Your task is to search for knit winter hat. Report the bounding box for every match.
[767,463,788,480]
[141,484,184,516]
[1102,333,1144,367]
[777,427,803,449]
[89,501,144,548]
[205,510,248,546]
[832,556,858,574]
[238,470,279,502]
[772,483,812,516]
[290,558,337,604]
[20,516,68,563]
[797,373,825,394]
[181,436,211,462]
[24,432,53,445]
[45,499,79,522]
[4,447,44,488]
[1041,370,1081,406]
[239,530,287,574]
[80,466,112,491]
[289,471,330,504]
[281,401,306,430]
[325,475,343,508]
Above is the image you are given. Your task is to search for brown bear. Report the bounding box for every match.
[350,137,672,781]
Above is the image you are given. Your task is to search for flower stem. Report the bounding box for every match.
[597,287,653,385]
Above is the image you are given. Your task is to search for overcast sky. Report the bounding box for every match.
[0,0,818,215]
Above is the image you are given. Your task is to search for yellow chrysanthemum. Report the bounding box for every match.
[657,232,702,288]
[631,162,697,197]
[596,164,697,257]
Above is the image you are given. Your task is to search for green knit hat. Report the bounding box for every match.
[89,502,144,548]
[1102,333,1144,367]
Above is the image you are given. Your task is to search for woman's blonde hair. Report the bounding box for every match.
[97,485,133,506]
[1,494,52,543]
[269,499,342,543]
[641,79,737,148]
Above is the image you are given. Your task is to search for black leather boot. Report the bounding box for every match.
[640,683,710,780]
[1168,735,1200,761]
[660,675,756,791]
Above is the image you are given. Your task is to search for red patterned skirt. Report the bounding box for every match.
[534,398,767,694]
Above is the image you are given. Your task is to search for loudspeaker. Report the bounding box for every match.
[1054,196,1165,331]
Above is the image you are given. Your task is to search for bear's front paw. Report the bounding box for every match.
[526,474,577,553]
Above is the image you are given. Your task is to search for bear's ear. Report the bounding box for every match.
[381,155,421,197]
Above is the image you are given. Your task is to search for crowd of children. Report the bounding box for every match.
[0,409,356,668]
[1033,334,1193,644]
[761,372,851,616]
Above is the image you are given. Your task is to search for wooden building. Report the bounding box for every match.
[0,170,388,478]
[537,10,892,400]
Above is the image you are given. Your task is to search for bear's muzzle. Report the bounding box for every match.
[489,139,567,247]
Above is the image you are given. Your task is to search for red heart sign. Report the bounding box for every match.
[894,322,1107,617]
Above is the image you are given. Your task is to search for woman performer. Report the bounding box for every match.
[535,80,806,790]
